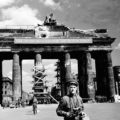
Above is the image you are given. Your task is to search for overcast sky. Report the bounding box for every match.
[1,0,120,92]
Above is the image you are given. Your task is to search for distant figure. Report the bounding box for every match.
[56,78,90,120]
[48,13,53,23]
[32,96,38,115]
[2,100,6,109]
[44,16,48,25]
[18,98,21,107]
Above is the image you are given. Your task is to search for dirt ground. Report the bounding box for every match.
[0,103,119,120]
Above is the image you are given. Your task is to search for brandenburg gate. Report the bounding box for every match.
[0,16,116,103]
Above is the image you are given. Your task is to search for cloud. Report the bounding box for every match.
[71,59,78,74]
[6,70,33,92]
[39,0,80,10]
[22,60,57,92]
[114,43,120,50]
[45,63,56,69]
[22,75,33,92]
[0,4,43,26]
[39,0,62,10]
[6,70,31,79]
[83,0,120,28]
[22,70,30,76]
[6,71,12,79]
[0,0,15,8]
[22,60,33,65]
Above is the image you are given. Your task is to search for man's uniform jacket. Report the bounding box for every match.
[56,94,84,120]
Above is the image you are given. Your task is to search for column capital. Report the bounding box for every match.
[34,51,42,54]
[12,51,20,54]
[84,50,91,53]
[88,45,113,51]
[104,50,112,53]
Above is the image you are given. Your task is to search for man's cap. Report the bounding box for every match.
[66,78,78,86]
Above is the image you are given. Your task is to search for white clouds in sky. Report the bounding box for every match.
[71,59,78,74]
[114,43,120,50]
[6,69,34,92]
[22,60,34,65]
[6,71,12,79]
[0,0,15,8]
[22,72,33,92]
[0,5,43,26]
[39,0,62,10]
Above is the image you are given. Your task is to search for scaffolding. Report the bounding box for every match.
[32,62,58,104]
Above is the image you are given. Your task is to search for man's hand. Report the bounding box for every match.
[66,111,80,118]
[66,112,75,118]
[66,112,71,117]
[73,107,82,115]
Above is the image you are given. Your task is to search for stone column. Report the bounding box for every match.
[13,53,22,101]
[60,57,66,96]
[78,53,88,98]
[35,53,42,65]
[34,53,44,93]
[78,52,95,100]
[60,52,72,96]
[34,53,42,81]
[65,53,73,95]
[115,81,119,95]
[95,53,108,97]
[20,59,23,99]
[113,66,120,95]
[0,60,2,104]
[65,53,72,82]
[95,51,115,100]
[104,51,115,99]
[86,52,95,100]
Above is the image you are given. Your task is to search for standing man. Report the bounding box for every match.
[56,78,89,120]
[32,95,38,115]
